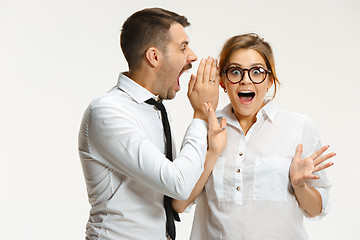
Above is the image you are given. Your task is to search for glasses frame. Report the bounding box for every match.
[223,66,271,84]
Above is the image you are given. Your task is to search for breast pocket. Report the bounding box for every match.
[253,157,291,202]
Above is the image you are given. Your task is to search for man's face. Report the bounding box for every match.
[155,23,197,100]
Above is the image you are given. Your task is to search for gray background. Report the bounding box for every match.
[1,0,359,239]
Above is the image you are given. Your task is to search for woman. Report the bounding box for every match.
[173,33,334,240]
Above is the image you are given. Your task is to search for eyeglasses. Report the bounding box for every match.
[223,66,271,84]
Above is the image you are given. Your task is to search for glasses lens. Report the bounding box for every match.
[250,67,266,83]
[227,67,243,83]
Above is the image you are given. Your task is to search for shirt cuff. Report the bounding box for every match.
[191,118,208,132]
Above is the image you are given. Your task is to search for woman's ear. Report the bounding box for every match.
[267,76,274,91]
[220,76,226,90]
[145,47,161,67]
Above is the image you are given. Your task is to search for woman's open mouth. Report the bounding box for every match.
[237,90,255,104]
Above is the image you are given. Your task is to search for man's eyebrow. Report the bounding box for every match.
[180,40,189,46]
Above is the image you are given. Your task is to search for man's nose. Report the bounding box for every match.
[187,48,197,63]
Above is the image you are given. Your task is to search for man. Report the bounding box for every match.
[78,8,222,240]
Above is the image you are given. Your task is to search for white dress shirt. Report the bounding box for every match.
[190,100,331,240]
[78,73,207,240]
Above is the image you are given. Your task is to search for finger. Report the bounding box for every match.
[209,58,218,83]
[293,144,303,161]
[196,58,206,85]
[187,74,196,96]
[313,162,334,173]
[309,145,330,161]
[205,102,218,130]
[220,117,227,129]
[307,173,320,180]
[203,56,213,84]
[212,118,227,135]
[214,66,221,85]
[313,152,336,166]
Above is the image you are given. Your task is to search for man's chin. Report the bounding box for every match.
[166,93,176,100]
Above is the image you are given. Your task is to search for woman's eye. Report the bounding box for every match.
[252,68,263,75]
[252,70,260,75]
[231,69,241,75]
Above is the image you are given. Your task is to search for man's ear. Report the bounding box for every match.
[145,47,161,67]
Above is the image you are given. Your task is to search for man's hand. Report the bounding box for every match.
[188,56,220,122]
[290,144,335,189]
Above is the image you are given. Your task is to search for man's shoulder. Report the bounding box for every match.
[84,87,139,121]
[90,87,133,108]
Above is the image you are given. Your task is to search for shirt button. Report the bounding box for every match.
[236,186,240,191]
[236,169,240,173]
[239,152,243,156]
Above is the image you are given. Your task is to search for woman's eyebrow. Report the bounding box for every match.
[228,62,265,68]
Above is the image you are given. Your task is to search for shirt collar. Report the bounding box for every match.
[217,98,278,127]
[257,98,278,122]
[116,72,158,104]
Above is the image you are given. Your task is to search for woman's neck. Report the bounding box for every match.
[235,112,256,135]
[232,101,267,135]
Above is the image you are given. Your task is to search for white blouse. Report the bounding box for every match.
[190,100,331,240]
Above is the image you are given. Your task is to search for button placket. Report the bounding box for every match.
[235,145,245,205]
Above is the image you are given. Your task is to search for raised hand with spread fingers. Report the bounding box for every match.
[289,144,335,217]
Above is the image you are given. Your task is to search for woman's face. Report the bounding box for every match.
[222,48,273,119]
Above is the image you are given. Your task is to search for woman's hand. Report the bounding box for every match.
[289,144,335,189]
[172,102,226,214]
[204,102,227,157]
[188,56,220,122]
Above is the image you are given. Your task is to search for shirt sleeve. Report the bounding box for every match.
[300,116,332,220]
[87,102,208,201]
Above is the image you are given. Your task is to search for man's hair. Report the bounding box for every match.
[120,8,190,70]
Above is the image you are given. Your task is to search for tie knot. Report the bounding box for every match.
[145,98,165,112]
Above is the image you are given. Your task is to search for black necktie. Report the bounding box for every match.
[145,98,180,240]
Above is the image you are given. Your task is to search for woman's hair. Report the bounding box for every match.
[120,8,190,70]
[219,33,280,98]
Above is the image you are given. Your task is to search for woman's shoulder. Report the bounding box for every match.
[276,107,318,130]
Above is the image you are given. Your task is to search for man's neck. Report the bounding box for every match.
[127,68,156,94]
